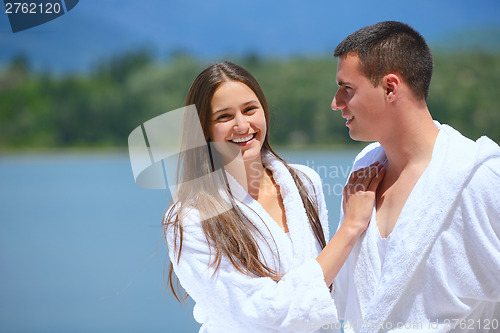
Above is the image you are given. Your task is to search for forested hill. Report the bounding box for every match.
[1,51,499,150]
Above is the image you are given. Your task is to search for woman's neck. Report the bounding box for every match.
[244,159,268,199]
[224,154,267,199]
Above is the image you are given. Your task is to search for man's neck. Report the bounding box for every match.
[379,105,439,175]
[374,105,439,238]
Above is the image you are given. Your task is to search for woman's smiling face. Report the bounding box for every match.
[209,80,267,164]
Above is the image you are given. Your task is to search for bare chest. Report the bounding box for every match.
[258,185,288,233]
[375,173,421,238]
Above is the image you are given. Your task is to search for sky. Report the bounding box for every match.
[0,0,499,73]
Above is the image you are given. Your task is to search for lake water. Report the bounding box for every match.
[0,149,358,332]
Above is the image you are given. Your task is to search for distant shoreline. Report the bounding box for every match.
[0,143,367,156]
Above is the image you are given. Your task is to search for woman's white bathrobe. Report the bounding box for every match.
[166,154,339,332]
[334,123,500,332]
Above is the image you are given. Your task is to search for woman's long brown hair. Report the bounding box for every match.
[163,61,327,302]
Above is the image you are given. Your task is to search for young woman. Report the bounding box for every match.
[163,61,384,332]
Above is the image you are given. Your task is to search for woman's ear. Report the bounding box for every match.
[383,74,400,102]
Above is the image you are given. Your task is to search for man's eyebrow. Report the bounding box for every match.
[337,80,351,87]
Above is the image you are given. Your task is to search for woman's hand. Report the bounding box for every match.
[342,162,385,236]
[316,162,385,286]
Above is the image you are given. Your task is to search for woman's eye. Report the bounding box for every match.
[244,106,257,113]
[216,114,229,121]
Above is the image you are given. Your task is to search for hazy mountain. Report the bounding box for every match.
[1,0,499,73]
[433,27,500,52]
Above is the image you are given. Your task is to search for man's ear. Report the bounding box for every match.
[383,74,400,102]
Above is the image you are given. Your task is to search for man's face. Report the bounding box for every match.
[331,53,386,142]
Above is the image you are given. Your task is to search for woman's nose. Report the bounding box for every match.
[233,113,250,132]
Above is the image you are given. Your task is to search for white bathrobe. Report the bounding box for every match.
[334,123,500,333]
[166,153,339,332]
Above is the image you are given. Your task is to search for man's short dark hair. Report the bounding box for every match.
[334,21,433,100]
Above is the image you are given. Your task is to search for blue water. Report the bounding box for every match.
[0,149,357,332]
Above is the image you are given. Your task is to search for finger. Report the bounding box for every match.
[346,170,358,186]
[348,162,381,191]
[366,162,382,178]
[346,170,368,194]
[356,164,379,190]
[367,165,386,192]
[342,186,347,211]
[347,166,365,184]
[349,164,374,184]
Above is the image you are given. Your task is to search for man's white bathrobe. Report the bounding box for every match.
[334,123,500,332]
[166,154,339,332]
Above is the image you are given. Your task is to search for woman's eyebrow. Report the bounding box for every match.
[214,100,259,114]
[213,107,230,114]
[241,100,259,107]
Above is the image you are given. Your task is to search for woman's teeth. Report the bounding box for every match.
[231,134,254,143]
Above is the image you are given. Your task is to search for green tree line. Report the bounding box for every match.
[0,50,499,150]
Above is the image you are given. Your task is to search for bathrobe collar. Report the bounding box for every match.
[349,122,499,330]
[225,151,320,270]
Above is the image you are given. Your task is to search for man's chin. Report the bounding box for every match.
[349,131,369,142]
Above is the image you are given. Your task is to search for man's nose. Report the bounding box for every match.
[331,89,345,111]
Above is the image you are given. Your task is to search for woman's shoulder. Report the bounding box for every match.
[288,163,322,185]
[263,152,322,187]
[164,204,204,234]
[163,203,210,253]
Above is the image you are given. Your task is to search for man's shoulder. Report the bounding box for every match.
[352,142,385,169]
[467,147,500,190]
[475,135,500,163]
[455,134,500,208]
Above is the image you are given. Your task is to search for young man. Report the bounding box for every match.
[332,21,500,332]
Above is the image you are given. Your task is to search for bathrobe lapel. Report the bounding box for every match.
[225,153,318,271]
[264,154,321,265]
[349,148,387,318]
